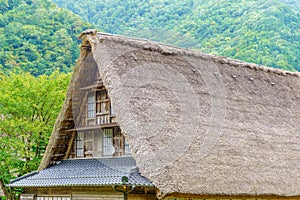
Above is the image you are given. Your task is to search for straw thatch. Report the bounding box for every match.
[40,30,300,198]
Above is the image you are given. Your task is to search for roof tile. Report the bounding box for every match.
[9,157,153,187]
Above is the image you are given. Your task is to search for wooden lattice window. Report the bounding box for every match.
[76,131,84,157]
[20,194,35,200]
[103,128,131,156]
[36,196,71,200]
[76,131,93,158]
[96,90,110,124]
[124,139,131,155]
[87,93,95,118]
[103,128,114,156]
[74,128,131,158]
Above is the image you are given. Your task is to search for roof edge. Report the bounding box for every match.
[38,48,87,171]
[82,30,300,78]
[9,183,155,188]
[8,171,38,185]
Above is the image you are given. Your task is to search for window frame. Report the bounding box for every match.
[36,195,71,200]
[75,131,84,157]
[87,92,96,119]
[74,128,131,158]
[102,128,114,156]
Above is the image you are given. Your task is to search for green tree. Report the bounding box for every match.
[0,70,71,199]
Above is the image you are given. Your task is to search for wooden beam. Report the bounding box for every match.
[78,83,104,91]
[66,123,119,132]
[63,131,76,160]
[51,154,65,157]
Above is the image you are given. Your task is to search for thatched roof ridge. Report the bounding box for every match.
[40,30,300,198]
[86,31,300,78]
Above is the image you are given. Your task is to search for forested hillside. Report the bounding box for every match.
[52,0,300,72]
[0,0,91,76]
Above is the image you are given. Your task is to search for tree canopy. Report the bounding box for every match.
[52,0,300,72]
[0,70,70,199]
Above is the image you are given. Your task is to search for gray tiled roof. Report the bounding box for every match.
[9,156,153,187]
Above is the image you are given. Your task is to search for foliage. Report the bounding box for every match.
[278,0,300,11]
[0,0,92,76]
[0,70,71,198]
[52,0,300,72]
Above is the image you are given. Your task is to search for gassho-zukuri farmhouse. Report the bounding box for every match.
[9,30,300,200]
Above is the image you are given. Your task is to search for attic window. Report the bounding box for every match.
[87,93,95,118]
[86,90,112,126]
[125,140,131,155]
[75,132,84,157]
[74,128,131,158]
[76,131,93,158]
[103,128,114,156]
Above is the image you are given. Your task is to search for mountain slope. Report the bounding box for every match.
[52,0,300,72]
[0,0,92,76]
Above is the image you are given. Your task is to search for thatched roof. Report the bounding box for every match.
[40,30,300,198]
